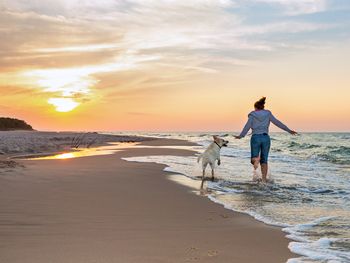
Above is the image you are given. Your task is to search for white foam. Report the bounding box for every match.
[283,217,350,263]
[163,166,177,173]
[288,237,350,263]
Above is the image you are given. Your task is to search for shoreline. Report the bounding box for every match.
[0,130,152,156]
[0,131,153,170]
[0,137,296,262]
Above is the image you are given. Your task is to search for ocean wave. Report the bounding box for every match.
[284,217,350,263]
[288,237,350,263]
[264,135,350,166]
[317,153,348,165]
[328,146,350,154]
[284,216,337,234]
[288,141,321,150]
[296,187,334,194]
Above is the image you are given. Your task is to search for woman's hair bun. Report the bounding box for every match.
[254,97,266,109]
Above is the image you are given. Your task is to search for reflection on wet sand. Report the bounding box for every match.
[26,142,139,160]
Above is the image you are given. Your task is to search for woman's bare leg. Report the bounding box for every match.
[251,157,260,170]
[261,163,268,182]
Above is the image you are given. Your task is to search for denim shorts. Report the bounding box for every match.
[250,134,271,164]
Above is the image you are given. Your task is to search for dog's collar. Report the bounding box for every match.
[214,141,222,149]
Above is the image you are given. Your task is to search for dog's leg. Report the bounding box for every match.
[210,163,215,181]
[201,163,207,189]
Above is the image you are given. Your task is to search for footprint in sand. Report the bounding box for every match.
[207,250,219,257]
[220,214,229,218]
[187,246,198,252]
[185,256,200,261]
[185,247,200,261]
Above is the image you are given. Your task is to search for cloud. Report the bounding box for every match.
[235,21,333,36]
[34,44,119,53]
[0,0,333,69]
[0,0,340,111]
[253,0,328,15]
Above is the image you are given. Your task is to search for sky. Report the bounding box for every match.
[0,0,349,132]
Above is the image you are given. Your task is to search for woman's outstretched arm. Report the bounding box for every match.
[235,116,253,138]
[269,112,297,134]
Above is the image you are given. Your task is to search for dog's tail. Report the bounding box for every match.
[197,154,202,163]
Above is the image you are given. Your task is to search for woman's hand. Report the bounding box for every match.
[290,130,298,135]
[234,135,242,139]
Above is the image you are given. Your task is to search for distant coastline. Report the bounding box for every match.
[0,117,33,131]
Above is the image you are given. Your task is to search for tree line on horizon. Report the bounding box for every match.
[0,117,33,131]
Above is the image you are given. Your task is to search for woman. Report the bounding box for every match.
[234,97,297,183]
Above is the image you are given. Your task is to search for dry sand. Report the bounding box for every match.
[0,138,296,262]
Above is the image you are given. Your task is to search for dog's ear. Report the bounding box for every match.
[213,135,218,141]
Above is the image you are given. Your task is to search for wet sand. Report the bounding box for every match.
[0,139,295,262]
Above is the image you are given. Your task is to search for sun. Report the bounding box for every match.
[48,98,79,112]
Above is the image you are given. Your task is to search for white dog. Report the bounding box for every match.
[197,135,228,189]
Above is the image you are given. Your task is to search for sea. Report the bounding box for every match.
[113,132,350,263]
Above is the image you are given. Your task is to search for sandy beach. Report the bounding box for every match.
[0,137,295,263]
[2,0,349,261]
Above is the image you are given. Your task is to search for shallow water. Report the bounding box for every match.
[117,132,350,263]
